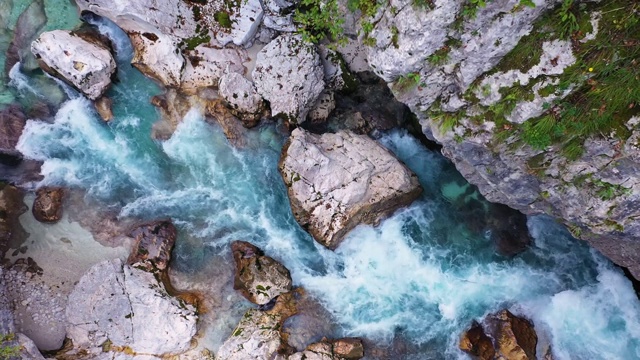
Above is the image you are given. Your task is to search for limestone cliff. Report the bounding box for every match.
[356,0,640,278]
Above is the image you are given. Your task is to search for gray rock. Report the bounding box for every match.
[231,241,292,305]
[181,45,247,94]
[66,259,197,356]
[218,72,265,127]
[5,0,47,75]
[252,34,325,124]
[31,30,116,100]
[279,129,422,249]
[289,338,364,360]
[308,91,335,124]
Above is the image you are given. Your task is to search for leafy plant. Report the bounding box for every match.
[427,45,451,66]
[557,0,579,38]
[294,0,346,44]
[395,72,421,91]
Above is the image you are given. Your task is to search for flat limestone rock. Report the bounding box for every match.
[31,30,116,100]
[66,259,197,356]
[279,129,422,249]
[252,34,325,124]
[218,72,265,127]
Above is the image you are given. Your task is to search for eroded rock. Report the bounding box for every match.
[0,105,27,166]
[31,30,116,100]
[217,291,297,359]
[66,259,197,356]
[279,129,422,249]
[290,338,364,360]
[94,96,113,121]
[128,220,177,272]
[218,72,265,127]
[460,310,537,360]
[180,45,247,94]
[231,240,292,305]
[5,0,47,75]
[0,185,27,256]
[252,34,325,124]
[32,187,63,223]
[127,24,183,88]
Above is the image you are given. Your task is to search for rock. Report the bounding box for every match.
[66,259,197,356]
[252,34,325,124]
[126,24,183,88]
[217,291,297,359]
[128,220,177,272]
[460,310,537,360]
[32,187,63,223]
[231,240,293,305]
[289,338,364,360]
[94,96,114,121]
[180,45,247,95]
[459,321,495,360]
[31,30,116,100]
[16,333,46,360]
[0,105,27,165]
[279,129,422,249]
[218,72,265,127]
[216,0,264,46]
[308,91,335,124]
[4,0,47,75]
[204,99,250,148]
[487,204,532,257]
[0,184,27,256]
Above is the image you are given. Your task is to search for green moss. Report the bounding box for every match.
[214,11,232,28]
[394,72,421,92]
[604,219,624,232]
[391,25,399,48]
[427,45,451,66]
[0,334,20,359]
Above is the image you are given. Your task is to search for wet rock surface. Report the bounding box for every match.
[252,34,325,124]
[0,105,27,165]
[460,310,538,360]
[31,30,116,100]
[279,128,422,249]
[32,187,63,223]
[217,291,298,360]
[289,338,364,360]
[128,220,177,272]
[0,185,27,258]
[231,240,293,305]
[94,96,113,121]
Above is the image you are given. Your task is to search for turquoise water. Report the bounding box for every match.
[7,3,640,360]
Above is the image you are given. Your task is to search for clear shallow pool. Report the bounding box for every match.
[6,2,640,359]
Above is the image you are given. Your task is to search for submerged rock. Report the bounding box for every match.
[279,129,422,249]
[217,291,298,359]
[66,259,197,356]
[289,338,364,360]
[231,240,292,305]
[31,30,116,100]
[252,34,325,124]
[32,187,63,223]
[0,105,27,166]
[5,0,47,75]
[0,185,27,256]
[128,220,177,272]
[94,96,113,121]
[487,204,532,257]
[218,72,266,127]
[460,310,537,360]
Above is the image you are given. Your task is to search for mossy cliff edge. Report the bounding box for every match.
[355,0,640,277]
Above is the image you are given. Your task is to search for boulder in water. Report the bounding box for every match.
[252,34,325,124]
[128,220,177,272]
[289,338,365,360]
[0,185,27,257]
[4,0,47,75]
[0,105,27,166]
[231,240,293,305]
[94,96,114,122]
[460,310,538,360]
[279,128,422,249]
[66,259,197,356]
[217,291,298,359]
[31,30,116,100]
[180,45,247,94]
[32,187,63,223]
[487,203,532,257]
[127,24,183,88]
[218,72,265,127]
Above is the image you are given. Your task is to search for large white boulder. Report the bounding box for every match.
[66,259,197,356]
[31,30,116,100]
[181,45,247,94]
[279,129,422,249]
[218,72,265,126]
[252,34,325,124]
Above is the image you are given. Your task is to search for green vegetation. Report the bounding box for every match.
[444,0,639,162]
[294,0,346,44]
[427,45,451,66]
[0,334,20,359]
[394,72,421,92]
[214,11,232,28]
